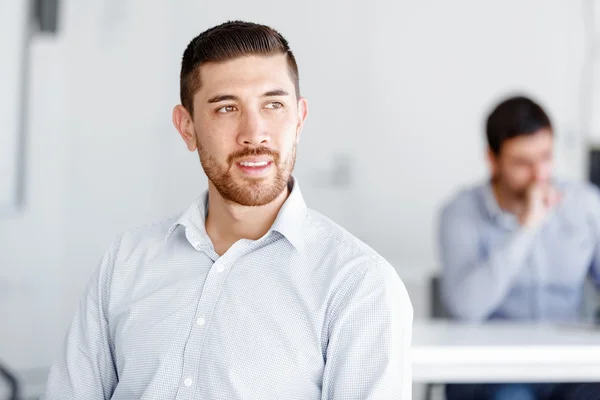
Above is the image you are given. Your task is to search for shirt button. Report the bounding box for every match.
[216,264,225,273]
[196,316,205,326]
[184,377,193,387]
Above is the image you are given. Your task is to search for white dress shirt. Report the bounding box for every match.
[43,178,413,399]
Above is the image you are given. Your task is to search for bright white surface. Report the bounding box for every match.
[413,319,600,383]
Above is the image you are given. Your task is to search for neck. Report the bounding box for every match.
[205,183,290,256]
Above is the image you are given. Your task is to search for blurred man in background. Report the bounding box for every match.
[42,20,412,399]
[438,95,600,400]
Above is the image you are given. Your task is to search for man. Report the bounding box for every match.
[439,95,600,400]
[42,21,412,399]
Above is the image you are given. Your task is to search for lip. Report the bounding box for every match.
[235,159,273,176]
[236,157,272,164]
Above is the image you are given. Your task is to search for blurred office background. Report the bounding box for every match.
[1,0,599,398]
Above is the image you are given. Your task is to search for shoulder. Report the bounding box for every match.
[304,208,408,301]
[111,215,180,259]
[305,208,387,264]
[439,183,487,224]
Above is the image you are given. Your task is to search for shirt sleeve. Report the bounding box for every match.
[585,185,600,286]
[41,239,119,400]
[321,260,412,400]
[438,203,539,321]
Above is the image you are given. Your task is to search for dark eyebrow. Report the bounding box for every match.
[207,94,239,103]
[264,89,289,97]
[207,89,289,103]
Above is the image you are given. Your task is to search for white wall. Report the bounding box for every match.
[0,2,28,211]
[0,0,591,376]
[584,0,600,144]
[360,0,586,274]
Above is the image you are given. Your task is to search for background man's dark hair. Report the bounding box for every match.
[180,20,300,115]
[486,95,552,156]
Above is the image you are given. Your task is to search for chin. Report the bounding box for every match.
[233,189,283,207]
[218,178,288,207]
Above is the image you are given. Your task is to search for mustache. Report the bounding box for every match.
[227,147,280,165]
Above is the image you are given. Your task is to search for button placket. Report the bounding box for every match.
[178,256,235,398]
[177,242,255,399]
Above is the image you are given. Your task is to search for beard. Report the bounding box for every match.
[198,144,296,207]
[492,173,527,201]
[493,172,536,201]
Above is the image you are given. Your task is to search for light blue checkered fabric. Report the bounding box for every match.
[439,180,600,322]
[42,179,412,399]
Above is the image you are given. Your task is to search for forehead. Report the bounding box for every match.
[501,128,553,158]
[195,54,294,99]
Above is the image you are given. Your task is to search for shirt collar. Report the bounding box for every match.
[165,177,307,252]
[165,190,211,249]
[269,178,307,252]
[482,181,502,219]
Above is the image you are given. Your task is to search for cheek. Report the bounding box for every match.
[271,116,299,144]
[276,134,298,159]
[539,162,553,179]
[505,166,531,184]
[197,124,235,157]
[271,109,299,130]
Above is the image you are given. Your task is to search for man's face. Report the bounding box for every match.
[489,128,554,199]
[176,54,307,206]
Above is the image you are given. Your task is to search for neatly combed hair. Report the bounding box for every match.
[180,20,300,115]
[486,95,552,155]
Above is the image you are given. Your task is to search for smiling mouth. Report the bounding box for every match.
[235,160,273,176]
[238,161,270,167]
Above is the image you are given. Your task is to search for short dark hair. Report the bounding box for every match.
[486,95,552,155]
[179,21,300,115]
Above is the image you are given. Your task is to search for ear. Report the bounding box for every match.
[172,105,197,151]
[295,97,308,143]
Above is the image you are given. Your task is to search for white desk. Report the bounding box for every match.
[413,319,600,383]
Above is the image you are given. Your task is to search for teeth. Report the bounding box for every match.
[239,161,268,167]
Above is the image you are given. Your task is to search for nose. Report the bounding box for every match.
[237,109,269,147]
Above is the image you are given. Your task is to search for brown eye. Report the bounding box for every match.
[265,102,283,109]
[217,105,237,113]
